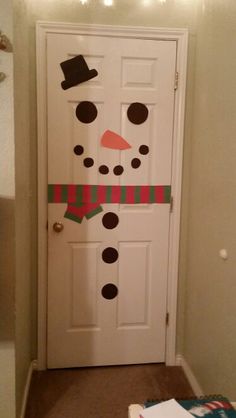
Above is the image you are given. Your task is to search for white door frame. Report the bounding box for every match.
[36,21,188,370]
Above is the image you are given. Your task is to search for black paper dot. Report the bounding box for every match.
[101,283,118,300]
[76,101,98,124]
[127,102,148,125]
[83,158,94,168]
[113,165,124,176]
[102,247,119,264]
[74,145,84,155]
[99,165,109,175]
[102,212,119,229]
[139,145,149,155]
[131,158,141,169]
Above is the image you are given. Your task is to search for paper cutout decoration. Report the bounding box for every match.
[131,158,141,169]
[60,55,98,90]
[127,102,148,125]
[65,203,103,223]
[101,130,131,150]
[83,158,94,168]
[102,212,119,229]
[74,145,84,155]
[101,283,118,300]
[139,145,149,155]
[102,247,119,264]
[99,165,109,175]
[113,165,124,176]
[48,184,171,223]
[76,101,98,124]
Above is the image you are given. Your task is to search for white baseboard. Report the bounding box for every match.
[20,360,38,418]
[176,354,204,397]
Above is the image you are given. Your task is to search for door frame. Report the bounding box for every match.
[36,21,188,370]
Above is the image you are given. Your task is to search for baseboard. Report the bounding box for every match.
[176,354,204,397]
[20,360,38,418]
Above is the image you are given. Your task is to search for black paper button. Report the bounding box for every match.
[76,101,98,124]
[101,283,118,300]
[102,247,119,264]
[102,212,119,229]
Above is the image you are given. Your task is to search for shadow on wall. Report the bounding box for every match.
[0,196,15,342]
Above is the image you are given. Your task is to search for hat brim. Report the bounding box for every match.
[61,69,98,90]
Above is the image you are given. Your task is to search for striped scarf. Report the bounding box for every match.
[48,184,171,223]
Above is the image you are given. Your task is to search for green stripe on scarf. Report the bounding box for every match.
[64,211,83,224]
[120,186,126,203]
[134,186,141,203]
[91,185,98,203]
[48,185,54,202]
[106,186,112,203]
[164,185,171,203]
[61,185,68,202]
[149,186,155,203]
[85,205,103,219]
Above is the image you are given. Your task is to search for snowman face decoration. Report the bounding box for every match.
[74,100,150,176]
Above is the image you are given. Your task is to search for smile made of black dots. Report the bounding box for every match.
[73,144,149,175]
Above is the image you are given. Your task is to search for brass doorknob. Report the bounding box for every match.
[53,222,64,233]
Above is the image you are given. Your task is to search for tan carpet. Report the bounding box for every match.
[25,364,194,418]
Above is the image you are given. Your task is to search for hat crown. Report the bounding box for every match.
[60,55,98,90]
[61,55,88,75]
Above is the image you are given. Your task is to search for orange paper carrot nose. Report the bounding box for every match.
[101,130,131,150]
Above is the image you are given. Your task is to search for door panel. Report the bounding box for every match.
[47,33,176,368]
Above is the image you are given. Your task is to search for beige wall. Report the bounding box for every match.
[0,1,16,417]
[12,0,236,411]
[183,1,236,399]
[0,0,15,197]
[14,0,34,415]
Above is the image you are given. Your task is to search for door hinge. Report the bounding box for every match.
[170,196,174,213]
[174,71,179,90]
[166,312,169,326]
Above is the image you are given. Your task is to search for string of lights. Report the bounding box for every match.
[79,0,167,6]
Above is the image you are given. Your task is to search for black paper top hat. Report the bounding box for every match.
[60,55,98,90]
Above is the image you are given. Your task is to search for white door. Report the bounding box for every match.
[47,32,176,368]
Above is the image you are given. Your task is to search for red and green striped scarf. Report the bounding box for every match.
[48,184,171,223]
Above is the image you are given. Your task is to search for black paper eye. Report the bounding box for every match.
[76,101,98,124]
[127,103,148,125]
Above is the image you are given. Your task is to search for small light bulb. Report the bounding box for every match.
[142,0,152,6]
[80,0,88,4]
[104,0,113,6]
